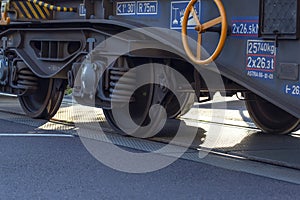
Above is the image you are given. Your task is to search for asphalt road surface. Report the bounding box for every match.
[0,118,299,200]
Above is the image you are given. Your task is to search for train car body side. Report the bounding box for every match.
[0,0,298,134]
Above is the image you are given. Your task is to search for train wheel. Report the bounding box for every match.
[103,58,195,137]
[104,91,194,134]
[292,123,300,132]
[19,78,66,119]
[103,83,158,137]
[165,92,195,119]
[244,92,300,134]
[103,89,194,137]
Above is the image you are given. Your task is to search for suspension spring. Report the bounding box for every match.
[109,68,136,103]
[16,67,39,90]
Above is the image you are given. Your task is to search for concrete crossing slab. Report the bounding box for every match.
[0,94,300,170]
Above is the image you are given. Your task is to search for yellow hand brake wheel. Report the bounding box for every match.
[181,0,227,65]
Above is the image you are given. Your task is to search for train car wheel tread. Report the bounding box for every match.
[244,92,300,134]
[18,78,66,119]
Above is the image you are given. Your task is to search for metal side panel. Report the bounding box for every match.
[217,0,300,118]
[109,0,300,118]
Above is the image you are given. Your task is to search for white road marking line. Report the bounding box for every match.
[0,133,75,137]
[0,93,17,97]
